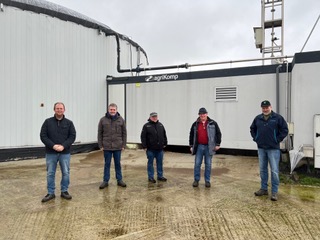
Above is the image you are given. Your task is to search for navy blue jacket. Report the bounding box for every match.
[250,111,288,149]
[40,115,76,154]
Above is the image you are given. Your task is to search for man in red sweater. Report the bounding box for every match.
[189,107,222,188]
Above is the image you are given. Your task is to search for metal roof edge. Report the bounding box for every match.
[107,64,292,85]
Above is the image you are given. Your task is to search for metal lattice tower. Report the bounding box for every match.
[254,0,284,63]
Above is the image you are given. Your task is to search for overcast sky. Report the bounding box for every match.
[48,0,319,69]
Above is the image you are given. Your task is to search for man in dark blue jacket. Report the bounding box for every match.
[250,100,288,201]
[141,112,168,183]
[40,102,76,202]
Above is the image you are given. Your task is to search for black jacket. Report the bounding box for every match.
[40,115,76,154]
[141,120,167,150]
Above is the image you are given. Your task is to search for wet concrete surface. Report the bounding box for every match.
[0,149,320,240]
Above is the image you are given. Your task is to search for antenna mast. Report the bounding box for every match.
[254,0,284,64]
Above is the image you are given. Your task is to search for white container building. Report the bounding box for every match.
[107,51,320,168]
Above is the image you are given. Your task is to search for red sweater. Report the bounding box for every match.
[197,121,208,145]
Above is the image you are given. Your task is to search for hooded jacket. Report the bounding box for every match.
[141,119,167,150]
[98,112,127,150]
[250,111,288,149]
[40,115,76,154]
[189,117,222,155]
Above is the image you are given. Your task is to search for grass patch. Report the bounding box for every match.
[299,175,320,186]
[280,173,320,186]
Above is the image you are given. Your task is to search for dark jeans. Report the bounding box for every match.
[103,150,122,182]
[146,149,164,179]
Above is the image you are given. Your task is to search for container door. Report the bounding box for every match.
[314,114,320,168]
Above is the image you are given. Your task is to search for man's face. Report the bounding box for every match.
[108,106,117,116]
[150,115,158,122]
[199,113,208,121]
[261,106,272,115]
[54,104,65,118]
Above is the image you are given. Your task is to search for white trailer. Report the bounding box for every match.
[107,51,320,168]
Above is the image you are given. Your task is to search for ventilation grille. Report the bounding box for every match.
[215,86,238,102]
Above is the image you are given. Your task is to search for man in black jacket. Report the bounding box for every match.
[40,102,76,202]
[141,112,168,183]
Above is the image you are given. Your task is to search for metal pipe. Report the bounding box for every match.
[189,55,293,68]
[300,13,320,52]
[286,61,291,122]
[276,64,282,113]
[114,32,293,73]
[283,60,292,150]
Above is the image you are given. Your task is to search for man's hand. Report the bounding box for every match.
[53,144,64,152]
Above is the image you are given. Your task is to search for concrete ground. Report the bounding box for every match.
[0,149,320,240]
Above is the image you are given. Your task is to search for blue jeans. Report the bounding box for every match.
[258,148,280,193]
[146,149,164,179]
[103,150,122,182]
[46,153,71,194]
[194,144,213,182]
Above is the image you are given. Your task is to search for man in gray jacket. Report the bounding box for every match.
[98,103,127,188]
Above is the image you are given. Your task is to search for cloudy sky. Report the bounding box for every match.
[49,0,319,69]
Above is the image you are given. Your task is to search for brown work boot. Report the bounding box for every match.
[254,189,268,196]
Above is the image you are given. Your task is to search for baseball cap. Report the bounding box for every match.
[198,107,208,114]
[261,100,271,107]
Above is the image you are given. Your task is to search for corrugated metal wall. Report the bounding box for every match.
[0,6,145,148]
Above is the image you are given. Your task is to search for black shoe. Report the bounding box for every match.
[99,181,109,189]
[254,189,268,196]
[41,193,55,202]
[157,177,167,182]
[148,178,156,183]
[193,181,199,187]
[61,191,72,200]
[117,180,127,187]
[205,182,211,188]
